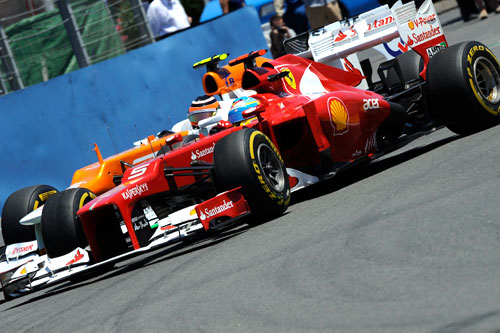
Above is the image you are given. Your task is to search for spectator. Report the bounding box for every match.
[456,0,478,21]
[304,0,342,29]
[475,0,500,19]
[147,0,191,38]
[219,0,246,14]
[269,15,296,58]
[142,0,151,12]
[273,0,309,34]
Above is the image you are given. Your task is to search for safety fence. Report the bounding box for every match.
[0,0,153,95]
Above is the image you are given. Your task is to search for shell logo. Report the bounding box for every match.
[280,68,296,89]
[408,21,415,30]
[328,98,349,135]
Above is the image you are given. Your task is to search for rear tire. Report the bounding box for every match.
[41,188,96,257]
[214,128,290,223]
[427,41,500,134]
[1,185,58,245]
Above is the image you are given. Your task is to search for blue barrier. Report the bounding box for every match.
[0,7,267,211]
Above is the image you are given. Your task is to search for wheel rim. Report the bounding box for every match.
[473,56,500,104]
[257,144,285,192]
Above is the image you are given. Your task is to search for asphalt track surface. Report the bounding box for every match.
[2,8,500,333]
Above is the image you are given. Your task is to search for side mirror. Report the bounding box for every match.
[165,132,183,148]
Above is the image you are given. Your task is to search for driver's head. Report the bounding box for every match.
[228,96,260,125]
[188,95,220,128]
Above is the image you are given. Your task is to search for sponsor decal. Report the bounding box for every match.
[410,14,437,29]
[467,45,485,64]
[367,16,394,31]
[426,42,447,58]
[410,26,441,44]
[334,30,348,42]
[333,15,394,44]
[191,142,216,160]
[362,99,380,111]
[200,200,234,220]
[406,35,414,47]
[66,250,84,266]
[121,183,149,200]
[328,97,349,135]
[133,219,149,231]
[364,133,377,153]
[280,68,296,89]
[11,244,34,255]
[38,190,57,201]
[132,213,150,231]
[398,40,409,53]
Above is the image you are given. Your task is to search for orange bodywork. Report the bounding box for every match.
[201,57,270,96]
[70,132,188,195]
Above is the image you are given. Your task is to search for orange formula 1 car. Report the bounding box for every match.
[1,130,187,250]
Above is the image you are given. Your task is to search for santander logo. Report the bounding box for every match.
[191,142,216,160]
[200,200,234,220]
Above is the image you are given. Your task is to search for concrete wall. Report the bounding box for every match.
[0,7,267,211]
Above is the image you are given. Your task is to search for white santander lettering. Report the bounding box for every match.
[202,200,234,219]
[191,142,216,160]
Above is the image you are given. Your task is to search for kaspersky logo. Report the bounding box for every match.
[121,183,149,200]
[328,97,349,135]
[280,68,296,89]
[191,142,215,160]
[199,200,234,220]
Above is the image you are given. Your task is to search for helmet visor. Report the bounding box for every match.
[188,110,217,124]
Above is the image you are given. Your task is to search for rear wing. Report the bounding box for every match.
[284,0,446,78]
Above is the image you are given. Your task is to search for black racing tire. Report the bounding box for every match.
[213,128,290,223]
[1,185,58,245]
[427,41,500,135]
[41,188,96,258]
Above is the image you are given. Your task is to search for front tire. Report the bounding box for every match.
[41,188,96,257]
[427,41,500,134]
[214,128,290,223]
[1,185,58,245]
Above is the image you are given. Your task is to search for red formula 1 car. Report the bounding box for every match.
[76,0,500,263]
[2,0,499,299]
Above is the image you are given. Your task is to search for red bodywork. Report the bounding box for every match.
[249,55,390,167]
[77,53,393,262]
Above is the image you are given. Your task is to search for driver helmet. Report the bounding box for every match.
[228,96,260,125]
[188,95,220,128]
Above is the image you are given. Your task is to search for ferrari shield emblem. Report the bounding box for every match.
[280,67,296,89]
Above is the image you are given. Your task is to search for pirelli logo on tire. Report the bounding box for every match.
[465,43,500,116]
[248,131,289,207]
[34,190,58,209]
